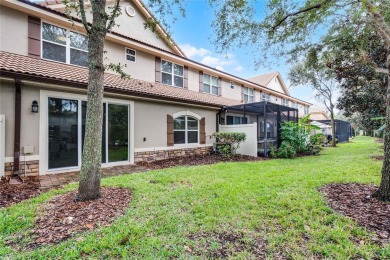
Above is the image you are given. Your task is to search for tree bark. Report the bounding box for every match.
[78,0,108,201]
[373,54,390,201]
[330,106,336,147]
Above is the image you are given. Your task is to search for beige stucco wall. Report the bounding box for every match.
[0,6,28,56]
[266,77,286,94]
[76,1,172,52]
[0,79,40,157]
[134,100,217,149]
[104,41,155,81]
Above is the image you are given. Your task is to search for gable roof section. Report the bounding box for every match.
[248,71,290,96]
[35,0,187,57]
[0,51,239,108]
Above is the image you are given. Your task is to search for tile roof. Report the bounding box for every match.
[0,51,241,108]
[247,71,279,86]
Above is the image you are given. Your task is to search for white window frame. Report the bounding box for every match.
[203,73,219,95]
[41,21,88,67]
[39,90,135,175]
[173,116,199,145]
[125,47,136,62]
[304,106,310,115]
[161,60,184,88]
[243,87,254,103]
[230,81,235,89]
[282,98,289,106]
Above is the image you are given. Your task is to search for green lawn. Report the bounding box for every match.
[1,136,388,259]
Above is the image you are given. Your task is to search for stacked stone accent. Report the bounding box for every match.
[4,160,39,177]
[134,146,212,163]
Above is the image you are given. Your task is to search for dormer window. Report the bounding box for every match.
[42,22,88,67]
[161,60,184,87]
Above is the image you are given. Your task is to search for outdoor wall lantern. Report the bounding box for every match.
[31,100,39,113]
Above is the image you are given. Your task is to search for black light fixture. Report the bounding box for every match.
[31,100,39,113]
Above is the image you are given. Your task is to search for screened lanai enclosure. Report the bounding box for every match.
[217,101,298,157]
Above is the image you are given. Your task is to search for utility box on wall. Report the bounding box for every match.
[0,115,5,178]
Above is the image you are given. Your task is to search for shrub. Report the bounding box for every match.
[310,133,326,145]
[277,142,296,158]
[213,132,246,156]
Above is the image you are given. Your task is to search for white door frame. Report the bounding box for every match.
[0,114,5,177]
[39,90,135,175]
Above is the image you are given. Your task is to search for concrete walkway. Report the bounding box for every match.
[39,165,147,190]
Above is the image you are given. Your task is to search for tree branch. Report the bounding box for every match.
[78,0,91,34]
[365,0,390,49]
[106,0,121,32]
[270,1,327,32]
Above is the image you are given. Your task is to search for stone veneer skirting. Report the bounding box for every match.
[134,146,212,162]
[4,160,40,177]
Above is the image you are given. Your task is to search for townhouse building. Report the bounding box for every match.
[0,0,311,177]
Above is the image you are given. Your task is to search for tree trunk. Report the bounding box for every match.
[330,105,336,147]
[373,54,390,201]
[78,0,108,201]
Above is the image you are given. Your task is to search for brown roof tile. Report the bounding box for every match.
[0,51,241,107]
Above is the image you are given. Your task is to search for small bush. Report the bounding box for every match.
[277,142,296,158]
[310,133,326,145]
[213,132,246,156]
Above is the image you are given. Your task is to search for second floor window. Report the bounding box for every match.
[242,87,254,103]
[203,74,219,95]
[125,48,136,62]
[161,60,184,87]
[281,98,289,106]
[42,22,88,67]
[292,102,298,108]
[262,93,270,101]
[304,106,310,115]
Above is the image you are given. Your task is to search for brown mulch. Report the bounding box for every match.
[371,155,384,161]
[137,154,266,170]
[376,139,384,143]
[22,187,131,247]
[319,183,390,245]
[186,231,268,258]
[0,179,42,209]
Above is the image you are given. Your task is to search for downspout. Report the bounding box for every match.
[263,102,267,158]
[13,78,21,176]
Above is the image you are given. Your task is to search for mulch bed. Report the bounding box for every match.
[371,155,384,161]
[186,231,267,258]
[137,154,266,170]
[0,179,42,209]
[319,183,390,245]
[20,187,131,247]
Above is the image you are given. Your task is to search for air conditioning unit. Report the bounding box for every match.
[0,115,5,178]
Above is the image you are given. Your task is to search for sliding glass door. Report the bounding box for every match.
[48,97,79,169]
[48,97,129,170]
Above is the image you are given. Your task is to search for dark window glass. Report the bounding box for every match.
[234,117,241,125]
[48,97,78,169]
[42,42,66,63]
[174,117,185,130]
[203,84,210,93]
[174,131,185,144]
[242,117,248,124]
[108,104,129,162]
[126,48,136,62]
[187,131,198,143]
[70,48,88,67]
[82,101,106,163]
[174,76,183,87]
[162,72,172,85]
[227,116,233,125]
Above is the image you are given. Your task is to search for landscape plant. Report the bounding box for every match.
[213,132,246,156]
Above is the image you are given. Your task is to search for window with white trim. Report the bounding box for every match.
[242,87,254,103]
[161,60,184,87]
[281,98,289,106]
[292,102,298,108]
[230,81,235,89]
[262,93,270,101]
[42,22,88,67]
[174,116,199,144]
[227,116,248,125]
[125,48,136,62]
[203,74,219,95]
[304,106,310,115]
